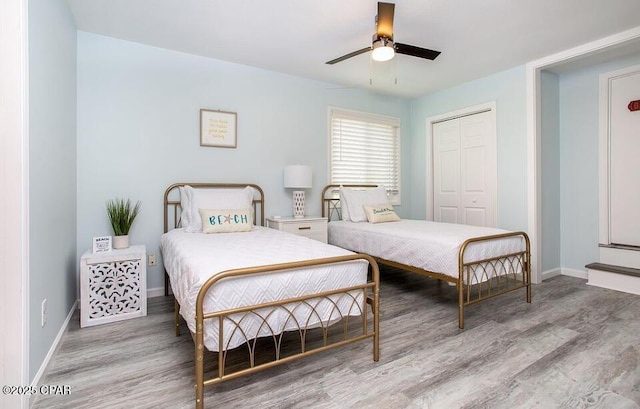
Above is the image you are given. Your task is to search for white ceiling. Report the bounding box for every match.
[67,0,640,98]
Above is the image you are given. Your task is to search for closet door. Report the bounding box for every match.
[433,111,496,227]
[433,118,461,223]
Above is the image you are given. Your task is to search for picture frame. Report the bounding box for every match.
[200,109,237,148]
[92,236,112,253]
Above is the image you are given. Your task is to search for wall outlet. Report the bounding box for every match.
[41,299,47,327]
[148,253,157,267]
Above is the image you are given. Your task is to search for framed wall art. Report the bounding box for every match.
[200,109,237,148]
[92,236,112,253]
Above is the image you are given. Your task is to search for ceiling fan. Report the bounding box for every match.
[326,2,441,65]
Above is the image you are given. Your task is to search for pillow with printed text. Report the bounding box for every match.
[183,186,254,232]
[199,208,253,233]
[363,203,400,224]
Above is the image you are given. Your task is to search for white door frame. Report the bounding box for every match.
[1,0,29,408]
[526,26,640,285]
[426,101,497,222]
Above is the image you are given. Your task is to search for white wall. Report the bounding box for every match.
[558,53,640,271]
[76,32,411,291]
[409,65,528,231]
[28,0,77,380]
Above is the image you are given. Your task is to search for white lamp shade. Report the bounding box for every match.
[372,45,394,62]
[284,165,312,189]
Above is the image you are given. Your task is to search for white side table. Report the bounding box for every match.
[266,216,328,243]
[80,245,147,328]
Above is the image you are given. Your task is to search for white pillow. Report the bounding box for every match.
[363,204,400,223]
[343,185,390,223]
[199,208,253,233]
[184,186,255,232]
[339,187,350,221]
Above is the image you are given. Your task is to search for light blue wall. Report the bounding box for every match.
[408,66,528,231]
[76,32,411,291]
[558,53,640,271]
[541,71,561,273]
[28,0,77,380]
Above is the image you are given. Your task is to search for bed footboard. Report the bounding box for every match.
[193,254,380,409]
[458,231,531,329]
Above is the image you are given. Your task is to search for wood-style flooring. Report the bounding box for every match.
[32,269,640,409]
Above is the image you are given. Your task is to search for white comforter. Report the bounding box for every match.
[161,227,368,351]
[328,220,524,278]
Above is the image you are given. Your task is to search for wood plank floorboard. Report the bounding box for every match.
[32,270,640,409]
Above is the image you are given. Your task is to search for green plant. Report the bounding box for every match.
[106,198,141,236]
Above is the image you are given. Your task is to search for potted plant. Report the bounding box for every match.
[106,198,141,249]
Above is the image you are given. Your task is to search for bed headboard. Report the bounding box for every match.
[321,184,378,222]
[163,183,265,232]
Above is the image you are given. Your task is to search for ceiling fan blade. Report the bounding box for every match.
[395,43,441,60]
[376,2,395,39]
[325,47,371,65]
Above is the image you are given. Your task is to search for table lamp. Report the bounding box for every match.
[284,165,312,218]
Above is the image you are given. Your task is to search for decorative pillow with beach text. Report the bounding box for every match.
[199,208,253,233]
[185,186,254,232]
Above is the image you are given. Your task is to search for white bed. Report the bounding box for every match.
[161,226,368,351]
[162,182,380,409]
[322,184,531,330]
[328,219,524,282]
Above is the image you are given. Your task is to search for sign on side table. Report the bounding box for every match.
[92,236,112,253]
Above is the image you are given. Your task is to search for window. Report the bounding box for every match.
[328,107,401,204]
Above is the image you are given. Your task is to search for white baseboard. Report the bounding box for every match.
[30,299,77,405]
[561,268,588,280]
[147,286,165,298]
[541,268,561,281]
[540,267,587,281]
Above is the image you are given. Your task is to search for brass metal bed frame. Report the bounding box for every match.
[321,184,531,329]
[163,183,380,409]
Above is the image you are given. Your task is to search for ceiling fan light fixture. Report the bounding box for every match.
[372,37,395,62]
[325,2,441,65]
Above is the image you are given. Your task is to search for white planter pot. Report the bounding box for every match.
[113,235,129,249]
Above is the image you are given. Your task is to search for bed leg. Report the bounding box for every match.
[372,263,380,362]
[195,322,205,409]
[195,351,204,409]
[525,256,532,303]
[165,271,169,296]
[174,298,181,337]
[373,295,380,362]
[458,281,465,329]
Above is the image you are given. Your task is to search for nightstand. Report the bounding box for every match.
[266,216,328,243]
[80,245,147,328]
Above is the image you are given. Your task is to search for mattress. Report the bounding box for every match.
[161,226,368,352]
[327,220,524,279]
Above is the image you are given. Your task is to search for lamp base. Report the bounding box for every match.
[293,191,305,218]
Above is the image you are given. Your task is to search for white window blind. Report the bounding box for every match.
[329,107,401,204]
